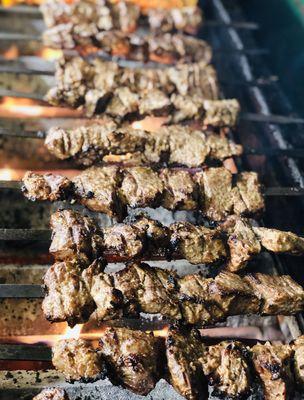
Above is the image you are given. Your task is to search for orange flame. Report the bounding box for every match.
[38,48,63,61]
[2,45,19,60]
[0,97,83,118]
[1,0,41,6]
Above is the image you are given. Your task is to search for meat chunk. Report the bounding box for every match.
[22,171,72,201]
[170,221,226,264]
[52,339,105,382]
[119,167,163,208]
[33,388,68,400]
[203,99,240,127]
[221,216,261,272]
[245,273,304,315]
[253,227,304,255]
[99,327,161,395]
[103,223,145,259]
[167,125,210,167]
[195,167,246,221]
[206,134,243,160]
[200,341,251,399]
[49,209,103,265]
[166,327,207,400]
[82,261,123,321]
[72,166,124,218]
[252,342,294,400]
[160,169,198,210]
[43,262,95,326]
[236,171,265,215]
[293,336,304,388]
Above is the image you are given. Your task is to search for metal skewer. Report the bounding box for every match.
[0,344,52,361]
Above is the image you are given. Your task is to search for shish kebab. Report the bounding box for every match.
[45,56,239,122]
[21,166,264,221]
[32,327,304,400]
[48,210,304,272]
[43,259,304,327]
[41,0,203,39]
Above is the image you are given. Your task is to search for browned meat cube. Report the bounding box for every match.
[195,167,246,221]
[200,341,251,398]
[119,167,164,208]
[203,99,240,127]
[293,336,304,388]
[170,221,226,264]
[210,271,260,316]
[43,262,95,326]
[22,171,72,202]
[143,129,170,164]
[106,87,140,118]
[252,342,294,400]
[206,134,243,160]
[132,213,171,250]
[220,216,261,272]
[52,339,105,382]
[245,273,304,315]
[166,327,207,400]
[178,274,225,325]
[103,223,145,258]
[132,262,181,319]
[167,125,210,167]
[160,169,198,210]
[139,89,172,116]
[72,166,124,218]
[253,227,304,255]
[82,261,123,321]
[236,172,265,215]
[99,327,161,395]
[49,210,103,265]
[33,388,68,400]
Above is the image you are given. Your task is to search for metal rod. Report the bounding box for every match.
[1,180,304,196]
[0,5,41,15]
[0,229,51,241]
[0,127,45,139]
[0,32,42,41]
[0,284,44,298]
[0,89,45,102]
[0,344,52,361]
[240,112,304,125]
[0,66,54,76]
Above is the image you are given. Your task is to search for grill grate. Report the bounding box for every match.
[0,0,304,399]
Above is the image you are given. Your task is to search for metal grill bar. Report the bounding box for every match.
[0,284,44,298]
[0,344,52,361]
[0,229,51,241]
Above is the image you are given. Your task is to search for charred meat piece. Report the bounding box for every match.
[206,134,243,161]
[147,6,203,34]
[72,166,125,218]
[253,226,304,255]
[160,169,198,210]
[293,336,304,388]
[202,99,240,127]
[170,221,226,264]
[82,260,123,321]
[166,327,207,400]
[245,273,304,315]
[22,171,72,202]
[42,262,95,326]
[200,341,252,399]
[49,209,103,265]
[119,166,164,208]
[103,223,145,258]
[33,388,69,400]
[99,327,161,395]
[252,342,294,400]
[52,339,105,383]
[221,216,261,272]
[236,171,265,216]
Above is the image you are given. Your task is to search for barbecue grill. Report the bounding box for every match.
[0,0,304,399]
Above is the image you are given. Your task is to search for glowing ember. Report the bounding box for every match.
[38,48,63,61]
[2,45,19,60]
[63,324,83,340]
[132,116,168,132]
[0,167,14,181]
[0,97,83,119]
[1,0,41,6]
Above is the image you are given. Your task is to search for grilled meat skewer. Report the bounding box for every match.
[33,388,69,400]
[43,260,304,326]
[45,122,242,167]
[45,56,240,123]
[41,0,203,38]
[49,210,304,271]
[22,166,264,221]
[51,327,304,400]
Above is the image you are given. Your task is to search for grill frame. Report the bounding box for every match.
[0,0,304,398]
